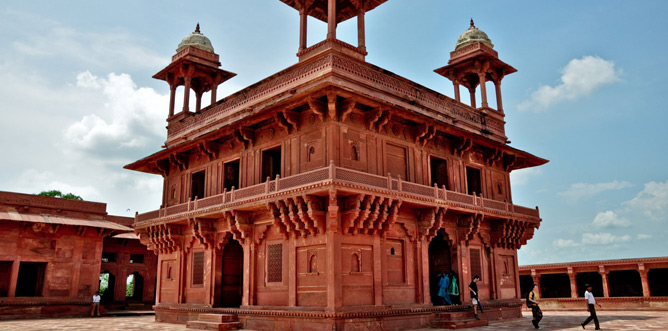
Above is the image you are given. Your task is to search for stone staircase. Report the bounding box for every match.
[431,311,488,329]
[186,313,242,331]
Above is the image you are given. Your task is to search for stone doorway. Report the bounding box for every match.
[429,233,453,305]
[100,271,116,303]
[220,239,243,307]
[16,262,46,297]
[126,272,144,302]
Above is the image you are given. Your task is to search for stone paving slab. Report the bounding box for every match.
[0,311,667,330]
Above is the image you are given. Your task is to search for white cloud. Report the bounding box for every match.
[518,56,621,111]
[553,239,580,248]
[592,211,630,228]
[581,232,631,245]
[64,71,167,160]
[510,167,543,186]
[624,180,668,221]
[559,180,632,201]
[637,234,652,240]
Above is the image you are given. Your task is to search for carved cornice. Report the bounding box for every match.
[138,223,183,254]
[267,195,325,238]
[223,210,253,244]
[491,218,536,250]
[415,123,436,147]
[457,214,482,243]
[341,194,401,235]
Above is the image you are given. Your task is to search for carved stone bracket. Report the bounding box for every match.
[223,210,253,244]
[417,207,450,242]
[198,141,218,161]
[502,153,517,172]
[491,219,537,249]
[484,148,503,166]
[340,98,357,122]
[415,123,436,147]
[307,96,327,122]
[366,108,391,132]
[138,224,183,255]
[327,91,337,120]
[267,195,326,238]
[153,159,170,176]
[169,153,188,171]
[452,137,472,157]
[457,214,482,244]
[215,232,233,251]
[341,194,401,236]
[275,109,300,134]
[186,218,216,251]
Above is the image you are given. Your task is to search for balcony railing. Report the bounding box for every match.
[136,162,539,225]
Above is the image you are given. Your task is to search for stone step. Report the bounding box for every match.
[186,320,242,331]
[433,311,476,321]
[431,318,488,329]
[198,313,239,323]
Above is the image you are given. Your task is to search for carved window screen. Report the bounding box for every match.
[192,251,204,286]
[470,248,482,282]
[267,244,283,282]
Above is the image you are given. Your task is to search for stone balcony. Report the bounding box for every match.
[134,162,539,229]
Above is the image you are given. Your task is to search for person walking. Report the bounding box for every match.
[468,275,482,320]
[91,291,101,317]
[448,271,460,305]
[527,284,542,329]
[581,284,602,330]
[437,272,452,305]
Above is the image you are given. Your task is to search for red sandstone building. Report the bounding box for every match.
[126,1,547,330]
[0,191,156,319]
[519,257,668,311]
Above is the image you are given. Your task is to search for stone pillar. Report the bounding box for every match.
[599,266,610,298]
[155,255,163,303]
[568,267,578,298]
[638,264,650,297]
[453,82,461,102]
[468,87,476,108]
[373,235,383,306]
[299,6,307,52]
[195,91,203,112]
[183,77,191,113]
[7,256,19,297]
[211,83,218,106]
[478,73,488,108]
[168,84,176,118]
[242,242,255,306]
[326,190,342,311]
[494,80,503,113]
[327,0,336,40]
[357,7,366,53]
[288,237,297,307]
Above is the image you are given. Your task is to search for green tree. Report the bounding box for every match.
[99,273,109,296]
[38,190,83,200]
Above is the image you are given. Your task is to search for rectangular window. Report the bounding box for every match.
[267,244,283,283]
[430,156,449,189]
[191,170,206,200]
[15,262,47,297]
[261,147,282,182]
[466,166,482,196]
[223,160,240,191]
[192,251,204,286]
[0,261,12,297]
[470,248,482,282]
[101,252,117,263]
[129,254,144,264]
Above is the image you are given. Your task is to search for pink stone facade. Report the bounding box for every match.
[519,257,668,311]
[126,1,547,329]
[0,191,156,319]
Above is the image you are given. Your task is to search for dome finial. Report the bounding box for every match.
[195,23,200,33]
[470,18,475,28]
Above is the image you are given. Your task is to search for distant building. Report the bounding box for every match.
[519,257,668,310]
[0,191,156,319]
[126,1,547,330]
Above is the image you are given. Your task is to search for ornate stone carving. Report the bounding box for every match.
[341,194,401,235]
[267,195,326,238]
[138,223,183,254]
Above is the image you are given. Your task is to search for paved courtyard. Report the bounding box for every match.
[0,311,666,330]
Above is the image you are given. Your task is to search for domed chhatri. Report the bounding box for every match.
[176,23,214,53]
[455,19,494,50]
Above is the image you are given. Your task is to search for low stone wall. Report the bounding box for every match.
[525,297,668,311]
[0,300,92,320]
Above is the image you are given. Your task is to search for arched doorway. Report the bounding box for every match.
[126,272,144,302]
[220,239,243,307]
[428,231,453,305]
[99,271,116,303]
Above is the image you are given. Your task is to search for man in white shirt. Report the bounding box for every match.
[581,284,601,330]
[91,291,101,317]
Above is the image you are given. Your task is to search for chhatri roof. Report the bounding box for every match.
[176,23,214,53]
[280,0,387,23]
[455,19,494,50]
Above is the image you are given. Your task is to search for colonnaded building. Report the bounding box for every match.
[126,1,547,330]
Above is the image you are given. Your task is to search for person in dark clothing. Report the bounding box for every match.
[527,284,542,329]
[581,284,602,330]
[468,275,481,320]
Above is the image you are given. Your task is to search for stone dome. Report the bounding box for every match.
[455,19,494,50]
[176,24,214,53]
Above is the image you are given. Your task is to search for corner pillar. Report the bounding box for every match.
[326,190,342,311]
[468,87,476,108]
[453,82,461,102]
[599,266,610,298]
[478,72,488,108]
[357,7,366,53]
[299,6,307,52]
[638,264,650,297]
[183,76,192,113]
[327,0,336,40]
[210,83,218,105]
[568,267,577,298]
[494,80,503,113]
[168,84,176,118]
[531,269,541,298]
[195,90,203,112]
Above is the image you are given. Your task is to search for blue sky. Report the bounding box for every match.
[1,1,667,265]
